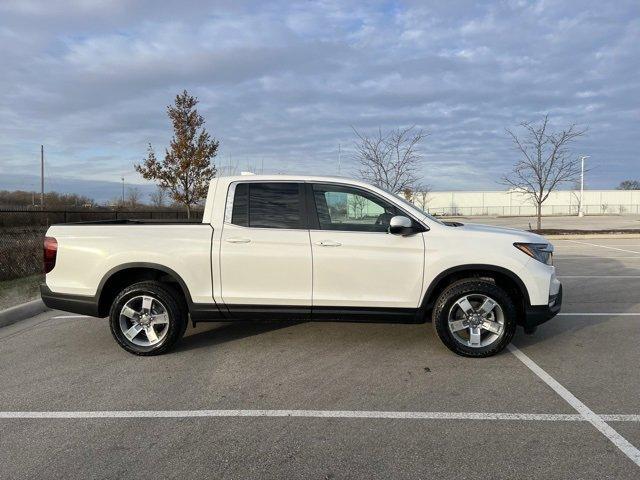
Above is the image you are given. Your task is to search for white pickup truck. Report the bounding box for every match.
[41,175,562,357]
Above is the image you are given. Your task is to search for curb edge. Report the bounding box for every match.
[0,298,50,328]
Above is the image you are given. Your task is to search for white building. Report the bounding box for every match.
[414,189,640,216]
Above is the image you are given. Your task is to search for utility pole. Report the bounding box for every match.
[338,143,341,175]
[121,177,125,205]
[578,155,590,217]
[40,145,44,210]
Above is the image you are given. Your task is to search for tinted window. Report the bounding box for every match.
[312,184,398,232]
[231,183,248,226]
[231,182,304,229]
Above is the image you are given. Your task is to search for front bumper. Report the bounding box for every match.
[522,284,562,334]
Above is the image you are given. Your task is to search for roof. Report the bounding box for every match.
[218,174,360,184]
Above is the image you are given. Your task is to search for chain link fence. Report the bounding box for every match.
[426,204,640,217]
[0,208,202,281]
[0,225,46,282]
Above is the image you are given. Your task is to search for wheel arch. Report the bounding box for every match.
[419,264,530,321]
[96,263,193,317]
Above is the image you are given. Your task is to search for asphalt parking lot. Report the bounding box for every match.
[456,214,640,231]
[1,237,639,479]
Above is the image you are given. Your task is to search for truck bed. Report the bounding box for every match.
[44,221,214,303]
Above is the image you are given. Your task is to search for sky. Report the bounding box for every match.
[0,0,639,201]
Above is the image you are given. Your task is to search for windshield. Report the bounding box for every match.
[380,187,445,225]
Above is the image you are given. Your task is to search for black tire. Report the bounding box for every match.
[109,281,187,356]
[432,278,517,358]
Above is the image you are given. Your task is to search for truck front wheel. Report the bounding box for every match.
[109,281,187,356]
[432,278,517,357]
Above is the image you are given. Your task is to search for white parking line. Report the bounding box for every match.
[559,244,640,247]
[0,409,638,422]
[557,275,640,279]
[555,244,640,248]
[555,256,640,259]
[566,240,640,255]
[508,344,640,467]
[603,415,640,422]
[559,313,640,316]
[51,315,91,319]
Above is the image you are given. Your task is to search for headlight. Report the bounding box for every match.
[514,242,553,265]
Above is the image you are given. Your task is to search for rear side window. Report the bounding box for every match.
[230,182,304,229]
[231,183,248,226]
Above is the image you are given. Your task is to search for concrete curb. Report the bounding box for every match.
[0,299,49,328]
[546,233,640,240]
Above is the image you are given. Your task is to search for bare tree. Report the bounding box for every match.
[502,115,586,230]
[413,183,432,212]
[569,180,582,216]
[108,197,123,209]
[218,154,240,176]
[0,191,94,208]
[126,187,141,208]
[150,187,168,208]
[136,90,219,218]
[348,193,367,219]
[352,126,427,193]
[617,180,640,190]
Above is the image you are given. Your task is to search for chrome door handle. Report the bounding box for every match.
[315,240,342,247]
[226,238,251,244]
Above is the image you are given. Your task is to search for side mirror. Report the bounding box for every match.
[389,215,413,235]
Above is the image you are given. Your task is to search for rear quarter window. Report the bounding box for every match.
[230,182,304,229]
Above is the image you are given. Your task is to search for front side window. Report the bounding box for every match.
[312,184,398,232]
[230,182,304,229]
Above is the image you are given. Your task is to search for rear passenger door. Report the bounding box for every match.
[219,182,312,313]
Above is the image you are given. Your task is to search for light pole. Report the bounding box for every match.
[121,177,125,206]
[40,145,44,210]
[578,155,590,217]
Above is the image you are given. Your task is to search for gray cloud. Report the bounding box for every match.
[0,0,638,195]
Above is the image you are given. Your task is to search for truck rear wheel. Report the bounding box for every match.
[432,278,516,357]
[109,281,187,356]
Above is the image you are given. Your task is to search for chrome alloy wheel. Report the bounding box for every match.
[118,295,170,347]
[447,294,505,348]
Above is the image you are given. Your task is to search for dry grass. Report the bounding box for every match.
[0,274,43,310]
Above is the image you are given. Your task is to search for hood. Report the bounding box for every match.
[454,222,549,244]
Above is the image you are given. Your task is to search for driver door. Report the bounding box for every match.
[308,183,425,309]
